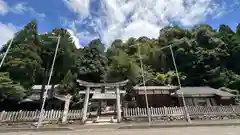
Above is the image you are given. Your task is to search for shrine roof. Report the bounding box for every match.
[21,84,67,102]
[176,87,236,97]
[20,93,67,102]
[133,85,179,90]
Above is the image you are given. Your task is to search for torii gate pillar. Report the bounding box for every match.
[116,86,121,123]
[81,87,90,124]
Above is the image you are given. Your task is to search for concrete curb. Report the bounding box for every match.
[1,121,240,133]
[0,127,72,133]
[69,122,240,130]
[118,122,240,129]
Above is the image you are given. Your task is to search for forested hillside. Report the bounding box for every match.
[1,20,240,103]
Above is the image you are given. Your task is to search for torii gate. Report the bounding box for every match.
[77,79,129,123]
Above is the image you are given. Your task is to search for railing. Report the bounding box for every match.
[1,106,240,123]
[0,110,82,122]
[123,105,240,121]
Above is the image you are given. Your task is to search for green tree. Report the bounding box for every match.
[2,20,240,103]
[75,39,107,82]
[0,20,42,89]
[0,72,26,102]
[58,70,77,95]
[37,28,77,102]
[106,49,141,83]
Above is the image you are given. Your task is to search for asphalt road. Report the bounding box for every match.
[1,126,240,135]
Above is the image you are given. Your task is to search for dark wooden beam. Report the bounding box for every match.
[76,79,129,87]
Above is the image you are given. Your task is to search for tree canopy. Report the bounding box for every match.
[0,72,26,102]
[1,20,240,103]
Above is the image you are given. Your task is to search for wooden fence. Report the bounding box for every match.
[0,110,82,122]
[123,105,240,120]
[2,105,240,123]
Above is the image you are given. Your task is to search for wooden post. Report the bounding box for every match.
[82,87,90,124]
[230,104,235,113]
[164,106,168,116]
[62,94,72,124]
[0,110,5,122]
[116,86,121,123]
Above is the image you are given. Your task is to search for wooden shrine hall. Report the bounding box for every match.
[77,79,128,123]
[134,86,237,107]
[134,85,180,107]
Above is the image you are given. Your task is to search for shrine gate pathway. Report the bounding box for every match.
[1,126,240,135]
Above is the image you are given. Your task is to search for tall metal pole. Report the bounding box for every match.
[137,43,151,123]
[181,92,191,123]
[37,35,61,128]
[0,38,14,68]
[169,45,191,123]
[169,45,181,88]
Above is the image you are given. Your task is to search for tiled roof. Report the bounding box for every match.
[176,87,236,97]
[134,86,180,90]
[21,93,66,102]
[21,84,61,102]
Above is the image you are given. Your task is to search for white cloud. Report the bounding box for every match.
[63,0,234,48]
[27,7,46,19]
[12,3,27,13]
[0,22,17,47]
[0,1,45,19]
[11,3,46,19]
[67,29,81,49]
[64,20,82,48]
[63,0,90,19]
[76,31,98,45]
[61,18,98,48]
[0,0,9,15]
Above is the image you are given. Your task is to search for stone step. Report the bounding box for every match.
[93,116,116,123]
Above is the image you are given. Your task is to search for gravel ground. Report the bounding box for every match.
[1,126,240,135]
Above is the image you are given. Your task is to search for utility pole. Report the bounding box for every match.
[169,45,181,88]
[181,92,191,123]
[37,35,61,128]
[0,37,14,68]
[169,45,191,123]
[136,43,151,124]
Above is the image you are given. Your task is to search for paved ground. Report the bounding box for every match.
[1,126,240,135]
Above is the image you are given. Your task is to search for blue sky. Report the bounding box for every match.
[0,0,240,48]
